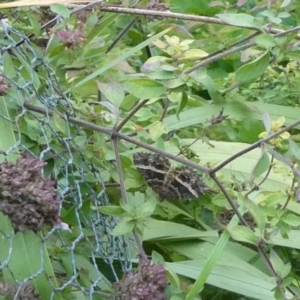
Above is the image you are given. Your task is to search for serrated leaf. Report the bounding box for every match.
[236,51,270,83]
[135,198,156,218]
[112,219,135,236]
[119,200,135,214]
[217,13,262,30]
[149,121,168,141]
[228,225,259,244]
[92,205,124,216]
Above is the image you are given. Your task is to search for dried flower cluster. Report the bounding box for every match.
[0,154,63,232]
[0,281,40,300]
[56,29,85,47]
[0,74,9,96]
[114,258,169,300]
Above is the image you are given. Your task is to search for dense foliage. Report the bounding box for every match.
[1,0,300,299]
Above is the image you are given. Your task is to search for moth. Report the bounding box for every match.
[133,152,209,200]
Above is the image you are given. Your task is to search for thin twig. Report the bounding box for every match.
[106,17,138,53]
[112,138,147,258]
[112,138,128,203]
[282,178,295,210]
[264,143,300,178]
[115,99,149,132]
[211,119,300,174]
[256,244,289,297]
[184,26,300,74]
[24,102,211,174]
[13,1,105,48]
[99,5,300,39]
[211,173,249,227]
[245,154,275,197]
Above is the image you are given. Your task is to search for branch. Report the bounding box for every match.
[211,118,300,174]
[184,25,300,74]
[23,103,210,174]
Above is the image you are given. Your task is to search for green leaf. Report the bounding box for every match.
[143,219,218,241]
[164,101,300,133]
[228,225,259,245]
[251,151,270,180]
[52,110,67,135]
[29,15,41,37]
[164,78,185,89]
[92,205,124,216]
[161,139,292,191]
[0,213,63,300]
[254,34,277,49]
[50,4,70,19]
[74,136,87,148]
[0,95,18,162]
[119,200,135,214]
[269,249,287,279]
[283,214,300,227]
[151,251,165,264]
[3,52,17,78]
[123,79,166,100]
[235,51,270,83]
[97,82,124,107]
[58,253,111,290]
[244,200,266,232]
[71,27,173,91]
[176,92,188,117]
[181,49,208,60]
[217,13,262,30]
[135,198,156,218]
[170,0,221,15]
[185,208,248,300]
[112,218,135,236]
[167,259,277,300]
[281,0,292,7]
[287,139,300,162]
[149,121,168,141]
[167,92,182,103]
[193,73,224,103]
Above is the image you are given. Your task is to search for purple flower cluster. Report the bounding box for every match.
[0,154,63,232]
[0,75,9,96]
[56,29,84,47]
[114,258,169,300]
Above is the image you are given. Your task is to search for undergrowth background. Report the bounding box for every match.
[1,0,300,299]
